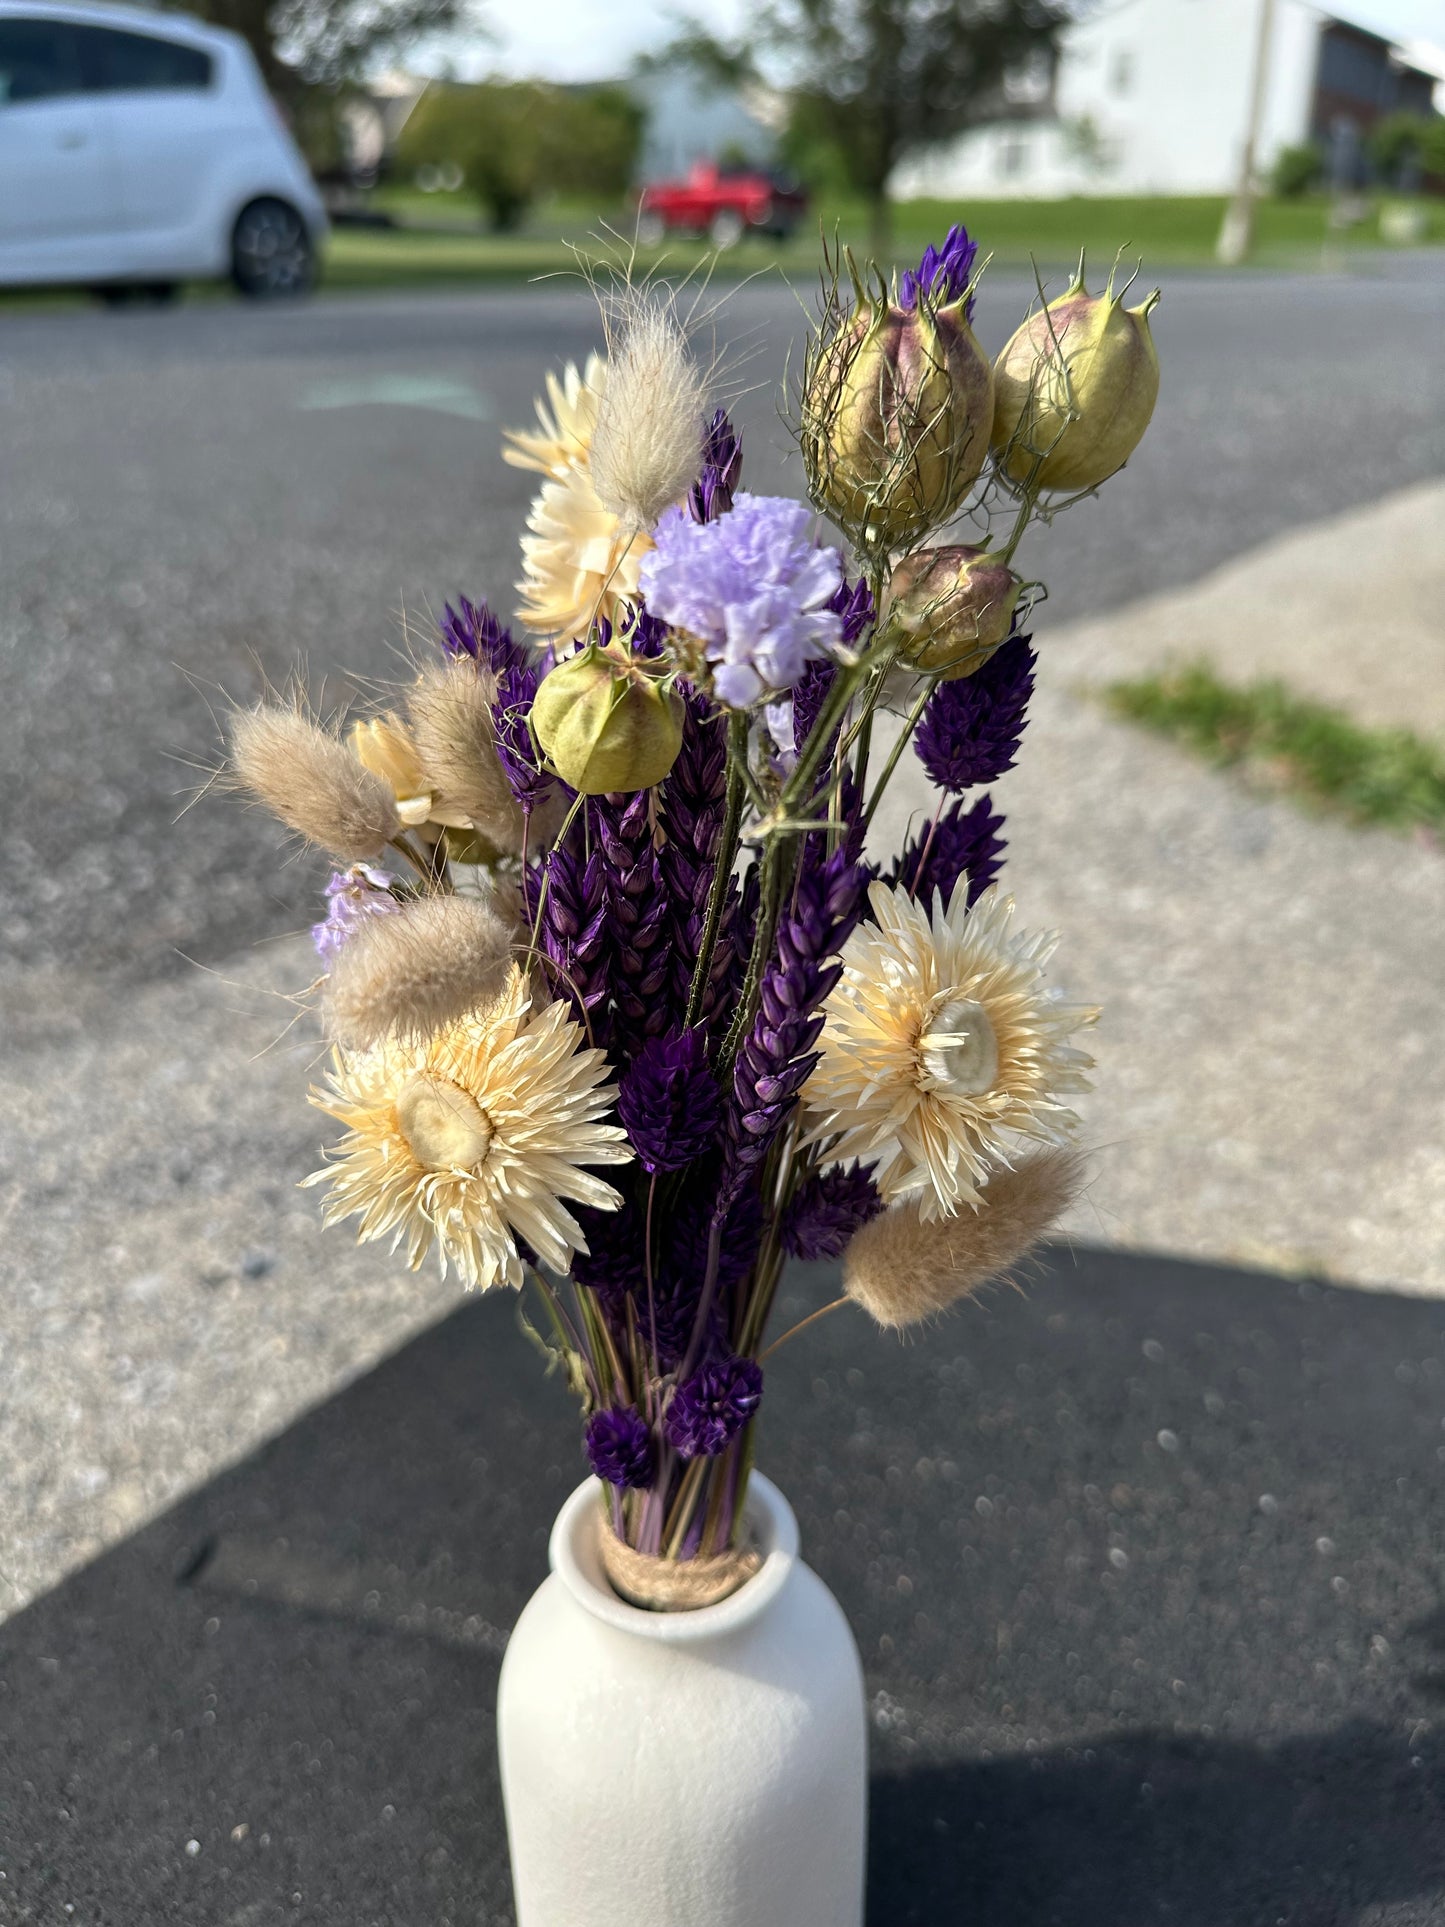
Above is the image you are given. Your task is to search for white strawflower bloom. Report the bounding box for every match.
[304,967,631,1290]
[806,881,1097,1220]
[503,353,607,478]
[515,462,650,641]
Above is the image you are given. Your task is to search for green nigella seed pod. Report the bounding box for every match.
[531,644,682,795]
[992,260,1160,493]
[885,545,1022,680]
[804,269,995,550]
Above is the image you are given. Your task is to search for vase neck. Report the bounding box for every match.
[550,1472,799,1645]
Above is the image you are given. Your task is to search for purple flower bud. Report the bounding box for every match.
[585,1406,656,1489]
[688,409,744,524]
[899,223,979,319]
[665,1355,764,1459]
[782,1164,884,1261]
[914,634,1036,795]
[617,1028,722,1174]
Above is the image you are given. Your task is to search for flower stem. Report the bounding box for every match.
[684,712,748,1030]
[758,1295,851,1362]
[864,672,941,826]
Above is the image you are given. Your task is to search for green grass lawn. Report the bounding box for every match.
[2,190,1438,311]
[321,189,1445,294]
[1107,664,1445,840]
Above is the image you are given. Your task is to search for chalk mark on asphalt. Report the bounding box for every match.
[299,374,494,421]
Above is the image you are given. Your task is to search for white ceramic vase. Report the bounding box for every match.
[497,1471,868,1927]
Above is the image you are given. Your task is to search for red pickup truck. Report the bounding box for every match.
[637,163,808,249]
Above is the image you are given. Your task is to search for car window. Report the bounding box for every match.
[73,23,213,92]
[0,17,84,103]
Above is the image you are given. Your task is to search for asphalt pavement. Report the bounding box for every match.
[4,1245,1445,1925]
[2,257,1443,981]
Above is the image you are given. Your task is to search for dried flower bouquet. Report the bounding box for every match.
[228,227,1160,1590]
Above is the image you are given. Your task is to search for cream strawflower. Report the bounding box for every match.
[516,463,650,640]
[304,966,630,1290]
[806,881,1097,1220]
[503,353,607,478]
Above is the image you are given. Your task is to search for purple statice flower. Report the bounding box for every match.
[440,596,531,682]
[617,1028,721,1174]
[665,1355,763,1458]
[311,865,398,963]
[592,790,671,1061]
[914,634,1036,795]
[888,793,1006,908]
[645,1177,760,1368]
[585,1406,656,1489]
[639,494,844,708]
[717,842,869,1218]
[782,1164,883,1261]
[688,409,743,524]
[524,841,609,1038]
[571,1192,644,1303]
[898,223,979,319]
[791,659,836,757]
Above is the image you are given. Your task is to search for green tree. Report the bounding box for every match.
[166,0,470,91]
[396,80,644,230]
[1271,141,1322,198]
[658,0,1069,247]
[1368,111,1445,188]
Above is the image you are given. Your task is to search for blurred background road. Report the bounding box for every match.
[2,257,1443,1623]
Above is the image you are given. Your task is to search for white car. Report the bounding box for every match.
[0,0,327,297]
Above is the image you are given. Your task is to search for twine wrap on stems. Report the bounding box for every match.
[598,1504,762,1612]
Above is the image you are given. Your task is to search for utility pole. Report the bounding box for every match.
[1217,0,1277,265]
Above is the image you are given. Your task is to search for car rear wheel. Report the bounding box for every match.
[709,209,745,250]
[635,210,666,248]
[231,198,314,299]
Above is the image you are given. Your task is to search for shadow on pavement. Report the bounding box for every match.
[3,1242,1444,1922]
[869,1718,1445,1924]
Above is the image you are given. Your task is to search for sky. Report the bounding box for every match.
[422,0,1445,82]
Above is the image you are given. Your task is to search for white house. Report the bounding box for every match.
[890,0,1444,200]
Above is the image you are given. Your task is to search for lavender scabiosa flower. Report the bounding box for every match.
[717,843,869,1217]
[687,409,743,524]
[888,794,1007,909]
[914,634,1036,795]
[585,1406,656,1489]
[782,1163,883,1261]
[665,1354,763,1458]
[639,494,844,707]
[524,842,610,1037]
[311,865,399,963]
[617,1028,721,1174]
[592,789,672,1060]
[899,223,979,319]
